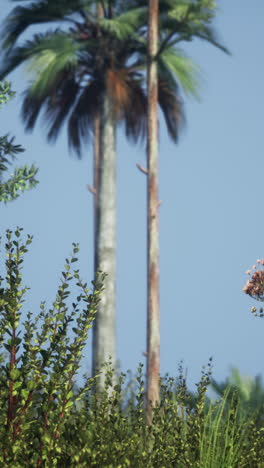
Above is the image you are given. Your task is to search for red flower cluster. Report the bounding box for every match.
[243,260,264,301]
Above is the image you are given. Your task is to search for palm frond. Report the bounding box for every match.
[68,80,101,156]
[167,0,220,24]
[191,24,230,55]
[158,79,183,142]
[98,17,130,40]
[10,31,83,139]
[24,33,80,98]
[44,75,80,144]
[159,46,201,99]
[114,6,148,38]
[159,0,229,55]
[122,78,147,143]
[0,31,80,84]
[20,91,44,132]
[0,46,29,80]
[1,0,90,49]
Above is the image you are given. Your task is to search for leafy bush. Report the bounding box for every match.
[0,229,264,467]
[0,81,38,203]
[0,228,103,466]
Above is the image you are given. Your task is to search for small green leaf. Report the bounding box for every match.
[10,368,21,381]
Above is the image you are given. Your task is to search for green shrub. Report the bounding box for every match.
[0,228,264,467]
[0,228,103,466]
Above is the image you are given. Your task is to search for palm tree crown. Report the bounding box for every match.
[0,0,228,154]
[0,0,199,154]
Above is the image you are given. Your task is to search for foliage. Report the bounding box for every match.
[158,0,229,52]
[0,231,263,467]
[199,388,264,468]
[0,0,229,156]
[0,228,104,466]
[60,365,264,468]
[0,81,38,203]
[0,80,15,105]
[211,367,264,430]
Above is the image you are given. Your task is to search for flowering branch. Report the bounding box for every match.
[243,260,264,317]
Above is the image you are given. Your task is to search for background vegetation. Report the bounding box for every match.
[1,229,264,467]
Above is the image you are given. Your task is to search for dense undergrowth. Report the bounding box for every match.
[0,229,264,467]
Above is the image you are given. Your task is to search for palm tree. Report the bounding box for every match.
[0,0,196,384]
[144,0,228,419]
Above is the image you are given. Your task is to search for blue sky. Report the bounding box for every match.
[1,0,264,389]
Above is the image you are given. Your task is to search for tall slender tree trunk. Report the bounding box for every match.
[92,0,104,230]
[93,111,100,245]
[146,0,160,424]
[92,2,104,235]
[91,1,117,387]
[92,91,117,386]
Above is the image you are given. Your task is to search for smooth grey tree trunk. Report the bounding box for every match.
[92,92,117,386]
[146,0,160,424]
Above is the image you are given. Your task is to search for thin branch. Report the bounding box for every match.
[136,163,148,175]
[87,184,97,195]
[193,32,230,54]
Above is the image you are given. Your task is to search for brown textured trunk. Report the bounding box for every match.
[146,0,160,424]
